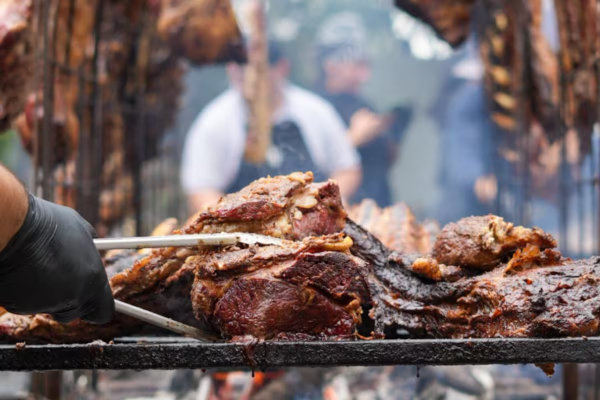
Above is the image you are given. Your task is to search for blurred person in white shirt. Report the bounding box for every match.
[180,41,361,212]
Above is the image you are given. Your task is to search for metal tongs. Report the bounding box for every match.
[94,233,284,342]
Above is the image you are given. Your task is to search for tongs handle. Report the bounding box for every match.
[115,300,216,342]
[94,233,284,250]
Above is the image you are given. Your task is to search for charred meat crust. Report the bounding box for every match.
[433,215,556,269]
[1,172,599,345]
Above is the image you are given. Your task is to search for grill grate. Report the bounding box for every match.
[2,337,600,371]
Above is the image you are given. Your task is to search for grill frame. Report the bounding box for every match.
[2,337,600,371]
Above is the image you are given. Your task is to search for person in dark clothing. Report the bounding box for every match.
[316,12,411,207]
[431,35,502,226]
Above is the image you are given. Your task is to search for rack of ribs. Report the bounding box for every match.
[394,0,561,147]
[1,172,600,344]
[348,199,438,255]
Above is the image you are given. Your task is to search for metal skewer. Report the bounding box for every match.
[114,300,217,342]
[94,232,284,250]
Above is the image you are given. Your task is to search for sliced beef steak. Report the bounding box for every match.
[189,235,370,340]
[214,276,356,340]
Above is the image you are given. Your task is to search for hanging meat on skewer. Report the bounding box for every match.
[478,0,559,137]
[11,0,96,165]
[156,0,246,65]
[394,0,476,47]
[0,0,33,133]
[528,0,560,140]
[477,0,520,132]
[554,0,598,155]
[394,0,561,149]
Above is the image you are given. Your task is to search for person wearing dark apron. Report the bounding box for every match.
[180,41,360,220]
[227,121,327,194]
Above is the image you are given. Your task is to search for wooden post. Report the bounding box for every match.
[242,0,271,164]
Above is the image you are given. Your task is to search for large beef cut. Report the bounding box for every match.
[190,235,369,340]
[2,173,600,344]
[371,243,600,339]
[432,214,556,269]
[0,172,353,343]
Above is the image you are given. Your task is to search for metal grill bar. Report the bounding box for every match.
[2,337,600,371]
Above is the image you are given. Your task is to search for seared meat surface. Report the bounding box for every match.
[191,172,347,240]
[157,0,246,65]
[0,173,599,344]
[0,172,352,343]
[0,0,32,132]
[191,235,368,340]
[394,0,476,47]
[432,215,556,269]
[374,246,600,339]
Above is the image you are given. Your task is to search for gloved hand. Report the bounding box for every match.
[0,194,114,324]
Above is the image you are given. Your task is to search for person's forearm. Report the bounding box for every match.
[331,168,362,201]
[188,190,224,214]
[348,129,367,147]
[0,165,28,252]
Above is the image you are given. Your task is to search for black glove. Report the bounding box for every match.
[0,194,114,324]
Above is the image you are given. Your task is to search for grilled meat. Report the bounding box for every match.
[13,0,95,163]
[555,0,598,154]
[373,245,600,339]
[528,0,559,139]
[394,0,476,47]
[190,235,368,340]
[0,173,598,344]
[393,0,561,146]
[432,215,556,270]
[477,0,525,133]
[348,214,600,339]
[241,0,270,164]
[156,0,245,65]
[348,199,438,255]
[3,0,243,236]
[0,173,350,343]
[0,0,32,133]
[190,172,347,240]
[113,172,346,301]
